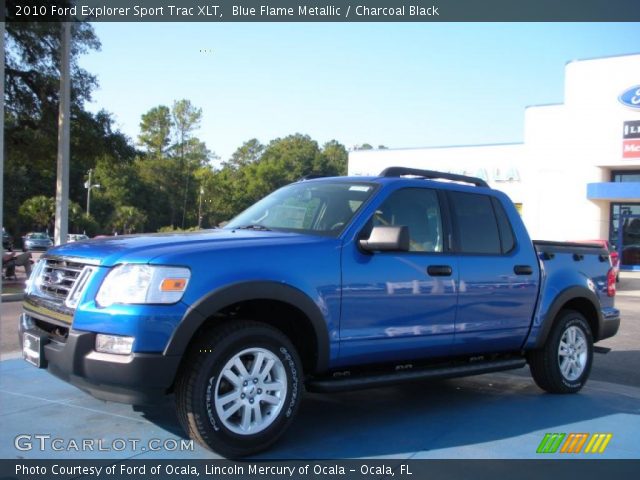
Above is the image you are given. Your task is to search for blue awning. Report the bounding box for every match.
[587,182,640,201]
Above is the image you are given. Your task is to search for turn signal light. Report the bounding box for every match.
[160,278,188,292]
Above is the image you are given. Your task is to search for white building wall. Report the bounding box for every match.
[348,53,640,244]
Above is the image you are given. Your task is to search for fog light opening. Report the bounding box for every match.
[95,334,134,355]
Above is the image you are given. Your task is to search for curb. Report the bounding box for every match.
[1,293,24,302]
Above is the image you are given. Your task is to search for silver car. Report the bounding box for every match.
[23,232,53,251]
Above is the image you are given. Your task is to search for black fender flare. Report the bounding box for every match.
[164,281,330,373]
[533,285,602,348]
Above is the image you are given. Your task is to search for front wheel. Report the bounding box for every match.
[528,309,593,394]
[175,321,303,457]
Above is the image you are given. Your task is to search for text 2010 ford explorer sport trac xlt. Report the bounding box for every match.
[19,167,620,457]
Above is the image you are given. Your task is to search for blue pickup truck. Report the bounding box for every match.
[20,167,620,456]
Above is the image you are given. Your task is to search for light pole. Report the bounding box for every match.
[198,187,204,229]
[84,169,101,216]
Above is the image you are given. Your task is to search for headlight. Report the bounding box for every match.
[96,264,190,307]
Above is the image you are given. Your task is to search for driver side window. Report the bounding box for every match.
[371,188,443,253]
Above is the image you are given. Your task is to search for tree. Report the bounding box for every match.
[138,105,172,156]
[225,138,264,170]
[171,99,204,228]
[319,140,348,176]
[19,196,55,231]
[112,206,147,235]
[355,143,373,150]
[5,21,100,121]
[3,21,136,237]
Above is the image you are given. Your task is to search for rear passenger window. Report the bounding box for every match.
[449,191,501,254]
[491,197,516,253]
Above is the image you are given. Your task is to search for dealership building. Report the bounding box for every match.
[348,53,640,271]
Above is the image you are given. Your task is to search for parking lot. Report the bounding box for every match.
[1,276,639,460]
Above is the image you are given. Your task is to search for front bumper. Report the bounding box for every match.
[19,313,182,404]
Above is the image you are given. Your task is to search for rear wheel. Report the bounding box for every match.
[528,310,593,393]
[175,321,303,457]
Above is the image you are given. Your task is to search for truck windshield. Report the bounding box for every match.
[225,181,376,236]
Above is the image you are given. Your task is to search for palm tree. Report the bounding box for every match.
[112,206,147,235]
[19,196,54,231]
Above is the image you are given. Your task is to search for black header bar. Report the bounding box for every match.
[2,459,640,480]
[5,0,640,22]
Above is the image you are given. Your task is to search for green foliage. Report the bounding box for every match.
[225,139,264,170]
[157,225,202,233]
[19,196,55,231]
[4,23,359,237]
[196,135,350,227]
[355,143,374,150]
[111,206,147,235]
[138,105,172,156]
[3,22,135,238]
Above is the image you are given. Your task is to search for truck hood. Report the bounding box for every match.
[46,229,330,267]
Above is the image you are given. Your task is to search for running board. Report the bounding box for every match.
[306,358,527,393]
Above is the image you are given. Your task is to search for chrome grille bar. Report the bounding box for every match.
[30,257,95,308]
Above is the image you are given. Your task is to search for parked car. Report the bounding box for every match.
[621,244,640,266]
[20,167,619,457]
[67,234,90,243]
[22,232,53,251]
[2,228,13,250]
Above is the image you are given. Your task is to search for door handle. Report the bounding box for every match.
[514,265,533,275]
[427,265,452,277]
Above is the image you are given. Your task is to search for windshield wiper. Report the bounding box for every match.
[235,224,272,231]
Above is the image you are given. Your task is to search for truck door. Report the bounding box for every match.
[339,187,458,367]
[447,191,539,354]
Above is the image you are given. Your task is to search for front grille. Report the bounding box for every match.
[40,258,85,301]
[34,318,69,342]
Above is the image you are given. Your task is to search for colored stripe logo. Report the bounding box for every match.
[537,433,612,454]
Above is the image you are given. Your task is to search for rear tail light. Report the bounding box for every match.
[607,268,616,297]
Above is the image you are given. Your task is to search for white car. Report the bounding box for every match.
[67,234,90,243]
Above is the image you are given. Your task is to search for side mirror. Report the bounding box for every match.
[359,225,410,252]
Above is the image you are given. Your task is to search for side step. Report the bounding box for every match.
[306,358,527,393]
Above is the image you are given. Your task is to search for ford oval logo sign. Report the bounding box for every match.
[619,85,640,110]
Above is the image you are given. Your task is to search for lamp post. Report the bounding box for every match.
[84,169,101,216]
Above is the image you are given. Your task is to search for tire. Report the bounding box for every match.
[175,321,303,457]
[528,309,593,394]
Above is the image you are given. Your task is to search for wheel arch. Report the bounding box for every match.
[533,286,602,349]
[164,281,330,374]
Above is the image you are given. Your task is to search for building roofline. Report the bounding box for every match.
[349,142,523,153]
[565,51,640,67]
[525,102,564,110]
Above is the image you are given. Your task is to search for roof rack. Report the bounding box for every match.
[379,167,489,187]
[298,174,326,181]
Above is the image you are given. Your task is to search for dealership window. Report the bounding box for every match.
[611,170,640,183]
[608,171,640,270]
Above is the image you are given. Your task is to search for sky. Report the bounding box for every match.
[79,22,640,162]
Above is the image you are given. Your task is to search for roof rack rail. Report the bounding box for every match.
[379,167,489,187]
[299,174,326,181]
